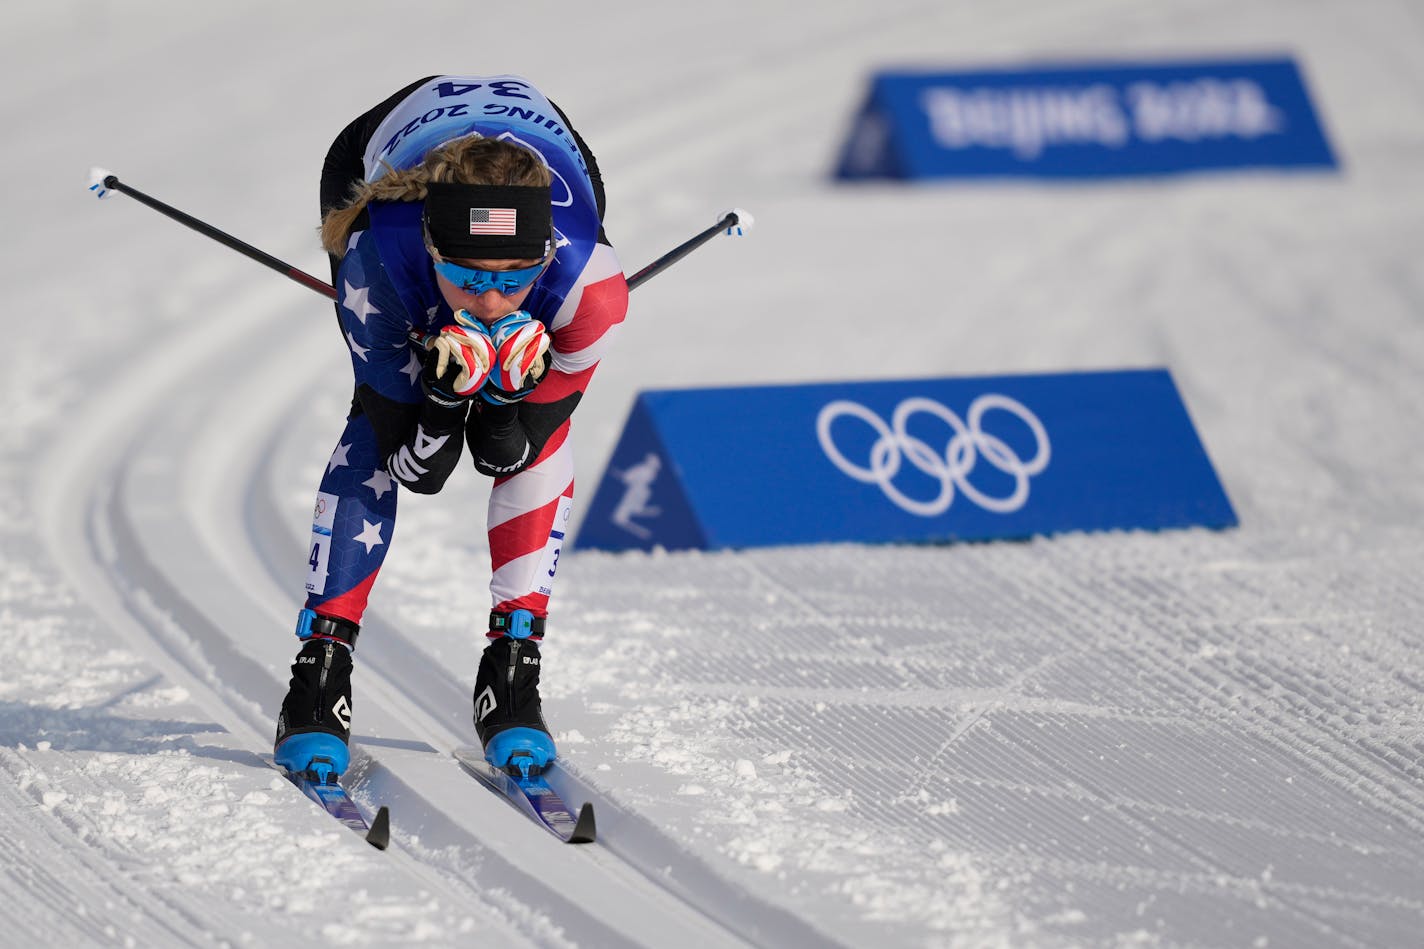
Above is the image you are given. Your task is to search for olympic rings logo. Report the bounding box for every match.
[815,395,1051,517]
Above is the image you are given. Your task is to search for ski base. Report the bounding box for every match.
[286,769,390,850]
[453,746,596,844]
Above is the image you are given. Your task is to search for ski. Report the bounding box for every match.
[453,746,596,844]
[284,768,390,850]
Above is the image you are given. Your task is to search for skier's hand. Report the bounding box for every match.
[480,310,550,405]
[423,315,496,401]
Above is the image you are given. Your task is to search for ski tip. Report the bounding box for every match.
[569,802,596,844]
[366,805,391,850]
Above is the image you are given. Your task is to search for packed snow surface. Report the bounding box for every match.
[3,1,1423,946]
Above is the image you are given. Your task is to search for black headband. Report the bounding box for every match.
[423,181,552,260]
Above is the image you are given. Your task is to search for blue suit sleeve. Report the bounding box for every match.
[336,232,467,494]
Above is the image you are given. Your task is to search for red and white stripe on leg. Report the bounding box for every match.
[487,421,576,629]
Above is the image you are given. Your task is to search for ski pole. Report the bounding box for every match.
[89,168,752,302]
[88,168,337,300]
[625,208,753,291]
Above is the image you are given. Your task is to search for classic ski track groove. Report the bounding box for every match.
[34,278,828,947]
[246,390,849,949]
[34,296,605,945]
[33,288,555,948]
[155,317,825,945]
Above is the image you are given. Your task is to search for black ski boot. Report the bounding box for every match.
[475,609,555,777]
[274,610,359,782]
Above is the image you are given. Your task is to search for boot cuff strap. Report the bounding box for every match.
[296,608,360,647]
[489,609,545,640]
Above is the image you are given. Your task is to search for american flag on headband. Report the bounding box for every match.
[469,207,517,235]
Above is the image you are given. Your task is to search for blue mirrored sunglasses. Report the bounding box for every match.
[432,257,547,295]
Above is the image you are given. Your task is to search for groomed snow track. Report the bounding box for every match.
[32,279,837,949]
[11,2,1424,944]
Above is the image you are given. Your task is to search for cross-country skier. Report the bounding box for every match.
[273,75,627,781]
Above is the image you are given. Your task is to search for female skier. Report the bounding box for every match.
[273,75,627,781]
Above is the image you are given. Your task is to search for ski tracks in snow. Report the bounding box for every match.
[25,266,821,945]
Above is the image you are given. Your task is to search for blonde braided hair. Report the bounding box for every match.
[320,135,552,256]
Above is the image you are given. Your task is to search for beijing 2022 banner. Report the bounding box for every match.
[835,57,1337,180]
[576,369,1237,552]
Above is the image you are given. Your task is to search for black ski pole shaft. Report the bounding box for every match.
[95,171,748,303]
[99,173,337,300]
[625,211,743,292]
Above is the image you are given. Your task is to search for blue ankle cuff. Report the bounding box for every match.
[275,732,350,779]
[506,609,537,640]
[484,727,556,770]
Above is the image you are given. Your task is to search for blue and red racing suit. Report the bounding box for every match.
[304,75,627,631]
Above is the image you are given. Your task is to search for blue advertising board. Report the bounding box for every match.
[576,369,1236,552]
[836,57,1337,180]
